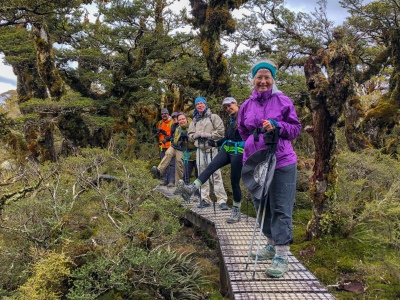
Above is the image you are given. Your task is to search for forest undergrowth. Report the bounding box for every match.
[0,137,399,299]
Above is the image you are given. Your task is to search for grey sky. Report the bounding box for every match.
[285,0,350,25]
[0,75,16,86]
[0,0,366,93]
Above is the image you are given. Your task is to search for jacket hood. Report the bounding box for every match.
[250,84,281,103]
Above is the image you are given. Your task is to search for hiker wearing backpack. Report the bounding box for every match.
[186,96,228,209]
[176,97,244,221]
[155,108,175,187]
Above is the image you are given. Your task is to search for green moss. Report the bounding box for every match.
[364,99,398,122]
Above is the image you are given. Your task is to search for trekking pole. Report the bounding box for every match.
[209,139,216,215]
[245,153,274,274]
[183,136,190,203]
[245,125,280,277]
[246,191,249,223]
[252,194,269,279]
[197,146,202,203]
[203,138,216,214]
[245,191,263,270]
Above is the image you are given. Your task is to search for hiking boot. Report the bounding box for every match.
[173,179,185,195]
[197,199,211,208]
[181,182,198,202]
[151,166,161,179]
[250,244,276,261]
[167,182,175,187]
[159,182,167,186]
[226,206,241,223]
[219,202,229,210]
[265,255,289,278]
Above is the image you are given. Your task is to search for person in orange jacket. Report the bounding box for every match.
[155,108,175,186]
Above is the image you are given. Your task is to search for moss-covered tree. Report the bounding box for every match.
[343,0,400,157]
[187,0,248,97]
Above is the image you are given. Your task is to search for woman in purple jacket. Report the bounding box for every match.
[238,60,302,278]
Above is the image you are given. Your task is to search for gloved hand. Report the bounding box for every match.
[162,138,168,143]
[159,129,167,136]
[200,132,211,139]
[154,129,160,134]
[193,132,201,139]
[180,132,188,139]
[208,140,216,147]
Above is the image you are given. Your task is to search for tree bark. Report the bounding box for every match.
[32,23,65,101]
[305,37,360,239]
[189,0,242,97]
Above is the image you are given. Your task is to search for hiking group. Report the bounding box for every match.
[151,59,301,278]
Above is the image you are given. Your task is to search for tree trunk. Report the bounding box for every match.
[304,37,359,239]
[32,23,65,101]
[13,63,47,104]
[189,0,236,97]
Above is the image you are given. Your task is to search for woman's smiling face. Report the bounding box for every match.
[224,102,239,115]
[254,69,274,92]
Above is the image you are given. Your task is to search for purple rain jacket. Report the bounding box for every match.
[238,85,302,169]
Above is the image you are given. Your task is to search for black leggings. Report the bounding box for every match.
[198,149,243,204]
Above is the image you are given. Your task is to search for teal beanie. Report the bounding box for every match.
[195,97,207,105]
[252,62,276,79]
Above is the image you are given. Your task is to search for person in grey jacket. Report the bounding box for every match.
[187,96,228,209]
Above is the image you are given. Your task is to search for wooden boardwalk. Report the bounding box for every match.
[157,185,336,300]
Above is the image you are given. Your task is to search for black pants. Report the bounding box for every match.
[197,148,243,205]
[252,163,297,245]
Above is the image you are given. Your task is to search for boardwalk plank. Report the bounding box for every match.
[156,186,336,300]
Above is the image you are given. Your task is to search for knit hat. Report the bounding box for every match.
[252,62,276,79]
[195,97,207,106]
[160,108,169,114]
[171,112,178,118]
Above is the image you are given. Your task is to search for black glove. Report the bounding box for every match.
[153,128,160,134]
[159,129,167,136]
[180,132,188,139]
[208,140,216,147]
[162,138,168,143]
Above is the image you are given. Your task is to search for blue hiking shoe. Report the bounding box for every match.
[219,202,229,210]
[197,199,211,208]
[250,244,275,261]
[265,255,289,278]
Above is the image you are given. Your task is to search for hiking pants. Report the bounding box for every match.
[159,147,176,185]
[252,163,297,246]
[197,147,227,204]
[198,148,243,207]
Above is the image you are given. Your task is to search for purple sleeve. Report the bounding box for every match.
[277,101,302,140]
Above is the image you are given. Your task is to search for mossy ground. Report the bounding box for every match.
[292,207,400,299]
